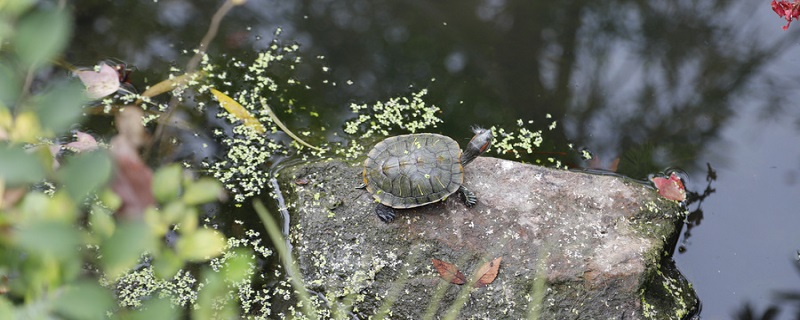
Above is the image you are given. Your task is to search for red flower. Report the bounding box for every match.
[772,0,800,30]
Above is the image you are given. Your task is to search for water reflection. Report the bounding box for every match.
[73,0,792,172]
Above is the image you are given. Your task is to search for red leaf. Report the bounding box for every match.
[110,136,154,219]
[432,259,466,285]
[109,107,154,219]
[772,0,800,30]
[652,172,686,201]
[474,257,502,288]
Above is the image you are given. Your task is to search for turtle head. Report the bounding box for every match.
[460,127,492,166]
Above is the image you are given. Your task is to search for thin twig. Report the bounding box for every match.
[147,0,241,158]
[186,0,237,73]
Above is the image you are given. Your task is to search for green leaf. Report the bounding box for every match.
[182,178,223,205]
[34,80,89,135]
[0,0,35,17]
[161,201,187,225]
[0,143,45,186]
[58,150,112,202]
[16,221,81,261]
[53,281,114,319]
[101,222,154,279]
[0,297,13,319]
[194,268,236,320]
[128,297,178,320]
[152,164,182,203]
[176,229,225,262]
[222,248,254,284]
[89,204,115,240]
[15,8,71,66]
[152,249,182,279]
[0,63,21,108]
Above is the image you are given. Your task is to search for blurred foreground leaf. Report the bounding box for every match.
[193,269,237,319]
[101,221,154,279]
[182,178,223,205]
[128,297,178,320]
[58,150,112,202]
[15,8,71,66]
[222,248,255,284]
[53,280,114,319]
[16,221,81,261]
[34,80,89,135]
[0,143,45,186]
[0,64,21,107]
[152,164,182,203]
[176,229,225,262]
[110,136,154,219]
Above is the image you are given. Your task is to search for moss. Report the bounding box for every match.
[640,260,699,319]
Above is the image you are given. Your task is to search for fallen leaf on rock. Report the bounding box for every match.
[652,172,686,201]
[432,258,466,285]
[474,257,502,287]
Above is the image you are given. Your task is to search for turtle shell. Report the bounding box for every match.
[363,133,463,209]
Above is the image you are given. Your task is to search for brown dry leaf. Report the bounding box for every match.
[474,257,502,288]
[432,258,466,285]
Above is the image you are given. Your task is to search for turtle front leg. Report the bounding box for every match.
[459,185,478,207]
[376,203,396,223]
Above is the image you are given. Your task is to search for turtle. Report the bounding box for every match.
[362,127,493,222]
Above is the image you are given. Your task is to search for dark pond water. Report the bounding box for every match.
[71,0,800,318]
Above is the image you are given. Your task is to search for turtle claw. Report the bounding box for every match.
[459,185,478,207]
[376,204,396,223]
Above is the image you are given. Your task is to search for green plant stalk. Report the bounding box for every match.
[441,259,486,320]
[254,199,318,320]
[372,248,421,318]
[421,275,452,320]
[259,98,324,152]
[423,253,472,320]
[526,247,549,320]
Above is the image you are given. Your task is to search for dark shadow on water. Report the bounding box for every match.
[734,261,800,320]
[676,163,717,255]
[735,303,781,320]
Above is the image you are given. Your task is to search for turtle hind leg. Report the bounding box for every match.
[376,204,396,223]
[459,185,478,207]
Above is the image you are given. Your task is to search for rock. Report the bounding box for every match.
[281,156,698,319]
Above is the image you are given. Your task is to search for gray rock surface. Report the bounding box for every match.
[282,156,698,319]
